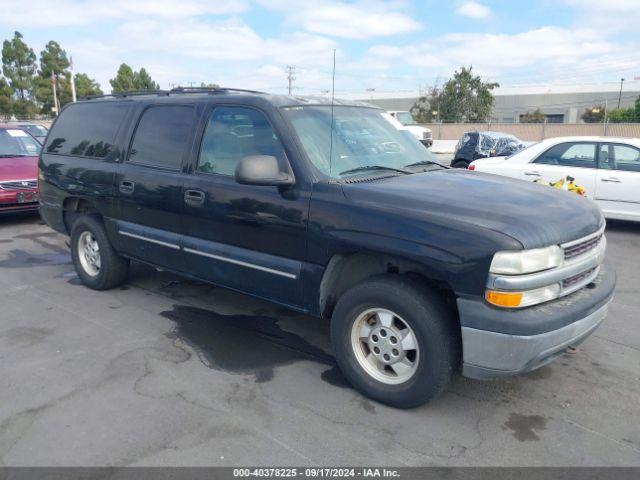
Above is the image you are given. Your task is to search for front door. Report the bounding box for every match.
[595,142,640,221]
[181,105,310,307]
[114,104,198,270]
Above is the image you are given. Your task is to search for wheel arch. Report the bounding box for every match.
[319,251,458,321]
[62,196,104,234]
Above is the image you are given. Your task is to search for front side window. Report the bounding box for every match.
[45,102,129,158]
[0,129,41,157]
[600,143,640,172]
[282,105,439,178]
[197,106,285,176]
[535,142,596,168]
[128,105,195,170]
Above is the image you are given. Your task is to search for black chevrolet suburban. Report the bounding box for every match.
[39,88,615,408]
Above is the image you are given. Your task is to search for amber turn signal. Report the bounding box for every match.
[485,290,523,308]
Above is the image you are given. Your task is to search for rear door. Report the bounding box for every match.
[520,141,598,196]
[595,142,640,221]
[114,103,198,270]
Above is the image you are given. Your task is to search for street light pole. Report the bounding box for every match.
[617,78,625,109]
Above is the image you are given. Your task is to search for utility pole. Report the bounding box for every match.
[617,78,625,109]
[286,65,296,95]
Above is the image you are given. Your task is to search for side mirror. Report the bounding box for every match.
[234,155,294,187]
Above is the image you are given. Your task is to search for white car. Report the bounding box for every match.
[387,111,433,147]
[470,136,640,222]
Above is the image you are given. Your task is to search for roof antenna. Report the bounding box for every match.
[329,48,336,176]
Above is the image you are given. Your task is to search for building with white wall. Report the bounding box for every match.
[337,80,640,124]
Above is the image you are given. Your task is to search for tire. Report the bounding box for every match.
[331,275,460,409]
[70,215,129,290]
[451,159,469,169]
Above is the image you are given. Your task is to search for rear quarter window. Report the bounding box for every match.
[45,102,130,158]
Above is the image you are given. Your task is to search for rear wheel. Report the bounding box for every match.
[331,275,460,409]
[70,216,129,290]
[451,159,469,169]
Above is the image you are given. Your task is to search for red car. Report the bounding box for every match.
[0,124,41,215]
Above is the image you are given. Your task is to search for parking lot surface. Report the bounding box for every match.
[1,215,639,466]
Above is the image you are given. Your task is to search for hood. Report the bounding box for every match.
[0,155,39,181]
[342,169,603,249]
[405,125,429,138]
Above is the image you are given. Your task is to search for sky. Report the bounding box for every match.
[1,0,639,95]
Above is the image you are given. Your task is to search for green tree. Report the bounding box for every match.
[519,109,546,123]
[110,63,159,92]
[110,63,137,92]
[0,77,13,117]
[414,66,499,123]
[73,73,102,98]
[608,107,635,123]
[200,82,220,88]
[582,106,605,123]
[135,67,159,90]
[410,86,441,123]
[33,40,70,113]
[2,31,37,100]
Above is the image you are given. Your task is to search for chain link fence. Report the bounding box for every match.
[420,123,640,141]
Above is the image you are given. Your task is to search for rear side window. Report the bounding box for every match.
[128,105,195,170]
[45,102,129,158]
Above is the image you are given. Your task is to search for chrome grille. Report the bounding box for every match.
[564,232,603,260]
[0,180,37,191]
[563,267,597,289]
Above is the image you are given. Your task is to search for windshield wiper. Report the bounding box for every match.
[0,154,29,158]
[404,160,448,169]
[339,165,412,176]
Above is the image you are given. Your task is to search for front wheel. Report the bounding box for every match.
[70,216,129,290]
[331,275,460,409]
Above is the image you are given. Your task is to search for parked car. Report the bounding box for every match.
[0,125,41,215]
[469,136,640,222]
[39,90,614,408]
[11,122,49,144]
[452,131,525,169]
[387,111,433,147]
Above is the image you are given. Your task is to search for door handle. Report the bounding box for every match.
[601,177,621,183]
[524,171,541,176]
[119,180,135,194]
[184,189,205,207]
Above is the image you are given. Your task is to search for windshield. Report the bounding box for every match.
[20,124,48,137]
[282,106,439,178]
[394,112,415,125]
[0,129,42,157]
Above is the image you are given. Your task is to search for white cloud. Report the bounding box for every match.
[455,1,491,19]
[0,0,248,27]
[363,26,638,85]
[258,1,422,39]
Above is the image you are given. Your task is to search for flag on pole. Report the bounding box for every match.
[51,71,59,114]
[70,56,77,102]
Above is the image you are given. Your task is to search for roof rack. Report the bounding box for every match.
[81,86,266,101]
[169,86,267,95]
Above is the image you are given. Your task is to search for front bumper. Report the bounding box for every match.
[420,139,433,148]
[459,264,616,379]
[0,189,40,214]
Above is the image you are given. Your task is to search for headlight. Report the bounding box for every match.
[490,245,563,275]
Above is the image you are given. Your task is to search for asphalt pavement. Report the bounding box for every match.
[0,214,639,466]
